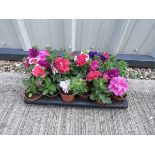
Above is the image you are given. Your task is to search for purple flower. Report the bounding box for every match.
[103,68,119,80]
[99,54,106,61]
[28,48,39,58]
[38,60,50,69]
[89,51,99,59]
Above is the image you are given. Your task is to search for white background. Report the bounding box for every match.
[0,0,155,155]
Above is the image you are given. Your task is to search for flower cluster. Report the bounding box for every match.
[24,47,50,77]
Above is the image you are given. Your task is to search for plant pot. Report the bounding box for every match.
[96,100,105,105]
[79,93,90,100]
[24,90,42,102]
[112,94,127,102]
[59,90,75,103]
[46,92,59,99]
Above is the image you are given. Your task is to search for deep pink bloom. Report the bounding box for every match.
[32,64,46,78]
[54,57,70,74]
[74,54,89,66]
[90,60,99,71]
[103,51,109,59]
[108,77,128,96]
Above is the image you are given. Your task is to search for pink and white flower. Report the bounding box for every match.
[29,57,40,65]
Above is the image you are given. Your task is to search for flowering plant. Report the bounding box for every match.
[38,76,57,96]
[23,46,129,103]
[23,76,41,97]
[90,78,112,104]
[70,77,89,95]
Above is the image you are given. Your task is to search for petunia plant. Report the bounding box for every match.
[90,78,112,104]
[23,46,129,103]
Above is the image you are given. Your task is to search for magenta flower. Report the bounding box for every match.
[103,68,119,80]
[38,50,50,60]
[108,77,128,96]
[90,60,99,71]
[38,60,50,69]
[28,48,39,58]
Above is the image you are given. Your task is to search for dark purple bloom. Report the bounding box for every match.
[89,51,99,59]
[38,60,50,69]
[103,68,119,80]
[99,54,106,61]
[28,48,39,58]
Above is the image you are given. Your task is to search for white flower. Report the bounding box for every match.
[86,54,89,61]
[59,79,71,94]
[74,56,77,61]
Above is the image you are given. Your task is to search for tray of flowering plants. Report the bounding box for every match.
[23,47,129,109]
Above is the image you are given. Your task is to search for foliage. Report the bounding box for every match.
[38,76,57,96]
[104,56,128,76]
[70,77,89,95]
[23,76,40,97]
[90,78,112,104]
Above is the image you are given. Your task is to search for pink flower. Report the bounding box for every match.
[32,64,46,78]
[103,51,109,59]
[38,50,50,60]
[29,58,39,65]
[86,71,102,81]
[54,57,70,74]
[108,77,128,96]
[74,54,89,66]
[90,60,99,71]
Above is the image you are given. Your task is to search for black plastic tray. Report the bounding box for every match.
[24,96,128,109]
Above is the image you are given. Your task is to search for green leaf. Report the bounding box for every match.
[43,89,49,95]
[90,94,95,100]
